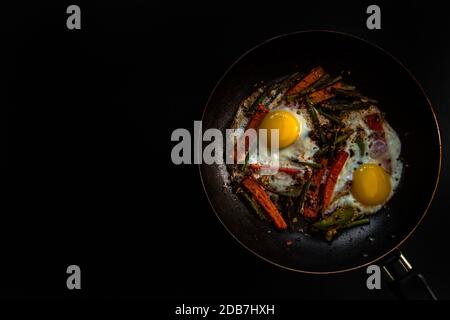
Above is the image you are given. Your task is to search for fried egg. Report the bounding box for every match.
[325,106,403,215]
[247,105,319,193]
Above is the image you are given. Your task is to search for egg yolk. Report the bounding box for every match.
[351,163,391,206]
[259,110,300,149]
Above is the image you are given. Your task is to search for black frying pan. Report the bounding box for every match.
[200,31,441,298]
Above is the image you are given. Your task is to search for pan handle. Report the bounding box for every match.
[382,249,437,300]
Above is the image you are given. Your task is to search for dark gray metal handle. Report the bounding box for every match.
[382,249,437,300]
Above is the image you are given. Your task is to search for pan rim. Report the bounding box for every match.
[199,29,442,274]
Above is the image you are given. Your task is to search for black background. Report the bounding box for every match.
[3,0,450,302]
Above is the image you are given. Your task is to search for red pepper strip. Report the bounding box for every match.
[322,150,349,210]
[303,159,328,218]
[365,113,383,132]
[278,167,302,175]
[249,164,301,175]
[234,104,269,163]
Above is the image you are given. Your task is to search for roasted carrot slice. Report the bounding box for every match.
[309,82,344,104]
[322,150,349,209]
[234,104,269,162]
[244,103,269,152]
[303,159,328,218]
[286,66,326,95]
[242,176,288,230]
[245,103,269,130]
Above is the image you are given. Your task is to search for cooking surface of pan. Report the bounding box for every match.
[200,31,441,273]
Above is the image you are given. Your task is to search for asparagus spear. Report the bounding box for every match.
[298,75,343,97]
[315,107,342,124]
[334,133,350,146]
[239,190,268,221]
[315,75,342,90]
[334,88,378,104]
[290,159,322,169]
[297,173,312,215]
[310,74,331,90]
[320,101,372,111]
[313,206,355,230]
[240,152,250,172]
[305,96,326,144]
[340,218,370,229]
[355,137,365,157]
